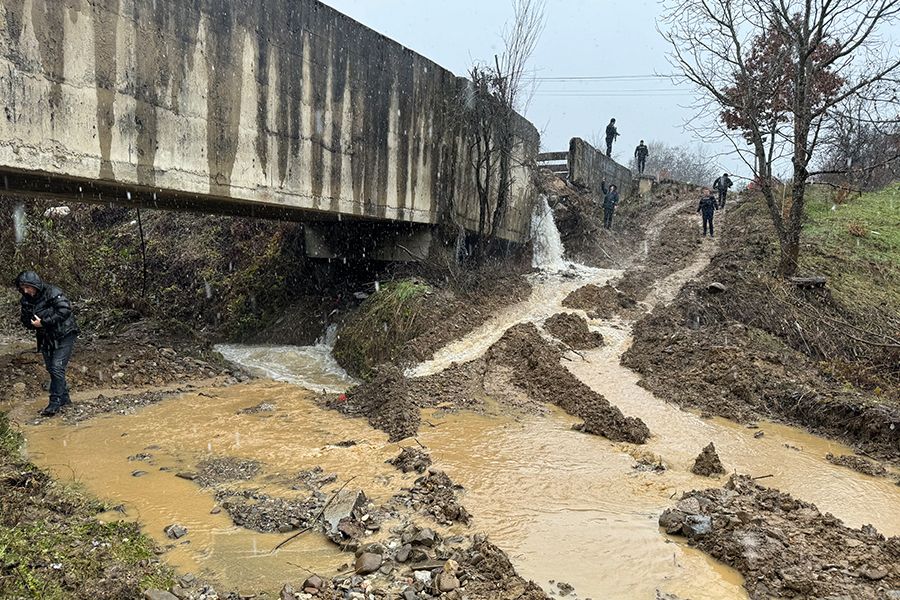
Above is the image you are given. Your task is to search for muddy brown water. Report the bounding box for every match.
[20,245,900,599]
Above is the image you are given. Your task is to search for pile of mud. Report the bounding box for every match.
[691,442,726,477]
[543,312,604,350]
[388,447,433,474]
[660,475,900,599]
[561,283,638,319]
[487,324,650,443]
[327,365,421,442]
[389,468,471,526]
[331,324,649,445]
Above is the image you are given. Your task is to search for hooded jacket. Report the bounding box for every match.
[15,271,79,348]
[698,195,718,216]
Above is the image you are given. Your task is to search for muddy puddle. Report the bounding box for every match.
[25,382,405,594]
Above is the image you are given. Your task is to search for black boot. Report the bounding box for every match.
[40,397,63,417]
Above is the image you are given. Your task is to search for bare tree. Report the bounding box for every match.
[465,0,545,261]
[626,140,719,185]
[662,0,900,276]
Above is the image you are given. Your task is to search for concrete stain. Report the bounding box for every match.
[92,0,118,180]
[30,0,66,115]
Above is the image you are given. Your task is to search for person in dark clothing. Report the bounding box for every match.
[15,271,79,416]
[713,172,733,208]
[600,180,620,229]
[605,118,619,157]
[634,140,649,174]
[697,188,718,237]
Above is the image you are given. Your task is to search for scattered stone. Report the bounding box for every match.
[144,591,179,600]
[436,571,460,592]
[753,431,765,439]
[691,442,726,477]
[302,575,324,590]
[387,447,433,474]
[238,402,276,414]
[12,381,26,394]
[195,457,261,487]
[556,581,575,596]
[132,470,148,477]
[164,524,187,539]
[355,552,383,575]
[390,470,470,526]
[280,584,296,600]
[707,282,727,293]
[216,489,321,534]
[332,440,357,447]
[293,466,338,490]
[176,472,198,481]
[128,453,152,462]
[682,514,712,538]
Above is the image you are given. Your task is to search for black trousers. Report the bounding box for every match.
[718,189,727,208]
[604,206,615,229]
[606,139,613,157]
[637,157,646,173]
[702,212,715,236]
[41,333,76,406]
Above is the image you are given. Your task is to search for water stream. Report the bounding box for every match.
[22,202,900,599]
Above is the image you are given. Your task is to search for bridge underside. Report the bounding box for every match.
[2,166,439,262]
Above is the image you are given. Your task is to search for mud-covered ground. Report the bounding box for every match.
[622,195,900,463]
[660,475,900,600]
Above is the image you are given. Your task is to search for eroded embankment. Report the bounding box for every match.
[622,196,900,462]
[660,475,900,600]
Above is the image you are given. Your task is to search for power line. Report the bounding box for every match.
[526,74,675,81]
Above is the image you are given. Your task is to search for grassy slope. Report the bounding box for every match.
[802,183,900,312]
[0,413,173,599]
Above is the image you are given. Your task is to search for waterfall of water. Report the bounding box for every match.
[13,201,26,244]
[531,195,568,271]
[317,323,339,348]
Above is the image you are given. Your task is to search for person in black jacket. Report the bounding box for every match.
[15,271,80,416]
[697,188,718,237]
[713,173,733,208]
[605,119,619,157]
[634,140,649,174]
[600,180,620,230]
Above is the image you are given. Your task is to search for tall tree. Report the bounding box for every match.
[662,0,900,276]
[465,0,545,261]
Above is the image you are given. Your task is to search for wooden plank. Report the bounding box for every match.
[537,151,569,162]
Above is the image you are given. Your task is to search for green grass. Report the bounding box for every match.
[801,183,900,311]
[333,279,431,378]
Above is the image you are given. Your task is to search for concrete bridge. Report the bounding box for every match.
[0,0,539,258]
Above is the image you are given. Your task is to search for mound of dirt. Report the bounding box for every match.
[691,442,726,477]
[826,453,889,478]
[543,312,604,350]
[387,447,432,474]
[562,283,638,318]
[215,489,322,534]
[328,365,421,442]
[195,457,261,487]
[659,475,900,599]
[390,469,471,526]
[489,324,650,444]
[624,199,900,462]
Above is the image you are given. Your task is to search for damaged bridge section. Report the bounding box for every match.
[0,0,538,249]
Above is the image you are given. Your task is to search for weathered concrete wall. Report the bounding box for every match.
[568,138,632,196]
[0,0,538,242]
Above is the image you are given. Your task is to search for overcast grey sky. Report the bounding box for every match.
[319,0,739,176]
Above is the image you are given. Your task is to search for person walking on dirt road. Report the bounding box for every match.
[605,119,619,157]
[14,271,79,417]
[600,180,620,230]
[697,188,718,237]
[634,140,649,174]
[713,173,733,208]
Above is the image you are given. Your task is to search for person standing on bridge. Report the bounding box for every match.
[634,140,649,174]
[697,188,718,237]
[14,271,79,417]
[605,118,619,157]
[713,172,733,208]
[600,180,620,230]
